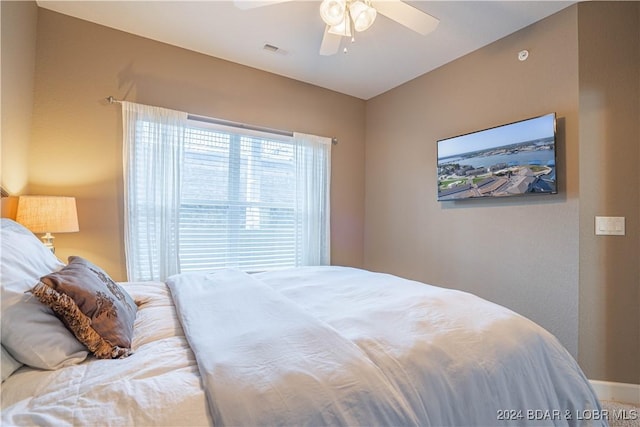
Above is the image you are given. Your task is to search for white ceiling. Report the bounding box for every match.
[36,1,575,100]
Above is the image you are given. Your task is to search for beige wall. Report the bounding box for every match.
[25,8,365,280]
[1,1,38,198]
[577,1,639,384]
[366,6,581,356]
[365,2,639,384]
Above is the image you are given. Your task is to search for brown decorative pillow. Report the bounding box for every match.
[30,256,137,359]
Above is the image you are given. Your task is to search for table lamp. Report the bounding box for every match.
[16,195,79,253]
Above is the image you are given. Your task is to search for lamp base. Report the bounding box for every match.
[41,232,55,253]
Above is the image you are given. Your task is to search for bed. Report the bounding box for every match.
[1,218,605,426]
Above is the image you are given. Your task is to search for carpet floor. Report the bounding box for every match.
[600,400,640,427]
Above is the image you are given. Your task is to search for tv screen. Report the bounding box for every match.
[437,113,557,201]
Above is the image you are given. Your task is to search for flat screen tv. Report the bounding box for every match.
[437,113,557,201]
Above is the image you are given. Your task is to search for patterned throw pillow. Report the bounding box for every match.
[31,256,138,359]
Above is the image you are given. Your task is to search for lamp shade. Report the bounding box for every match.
[16,196,79,233]
[320,0,347,26]
[349,0,376,32]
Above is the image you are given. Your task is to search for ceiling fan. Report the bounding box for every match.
[234,0,439,56]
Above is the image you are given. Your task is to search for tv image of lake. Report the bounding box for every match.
[442,150,556,179]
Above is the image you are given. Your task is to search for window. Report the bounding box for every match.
[179,127,299,272]
[122,102,330,281]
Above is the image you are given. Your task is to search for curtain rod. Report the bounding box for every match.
[106,96,338,145]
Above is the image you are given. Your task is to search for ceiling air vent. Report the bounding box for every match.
[263,43,288,55]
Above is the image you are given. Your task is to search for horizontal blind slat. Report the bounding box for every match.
[178,126,299,272]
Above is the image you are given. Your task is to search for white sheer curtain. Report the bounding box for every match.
[293,132,331,266]
[122,102,187,281]
[122,103,331,281]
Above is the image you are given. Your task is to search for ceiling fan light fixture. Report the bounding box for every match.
[320,0,347,27]
[349,0,376,32]
[327,18,352,37]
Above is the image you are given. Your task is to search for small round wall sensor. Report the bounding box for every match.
[518,50,529,61]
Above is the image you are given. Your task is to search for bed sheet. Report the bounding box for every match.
[1,281,211,427]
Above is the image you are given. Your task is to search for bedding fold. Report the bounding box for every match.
[167,269,418,426]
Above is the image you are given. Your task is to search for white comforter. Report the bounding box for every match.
[2,267,604,426]
[168,266,603,427]
[168,269,419,426]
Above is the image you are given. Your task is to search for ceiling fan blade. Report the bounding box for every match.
[320,26,341,56]
[372,0,439,35]
[233,0,292,10]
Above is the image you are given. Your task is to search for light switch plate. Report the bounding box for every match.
[595,216,625,236]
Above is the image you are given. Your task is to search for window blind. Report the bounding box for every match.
[179,125,300,272]
[123,101,331,281]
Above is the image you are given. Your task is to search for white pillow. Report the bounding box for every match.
[1,345,22,382]
[0,219,89,369]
